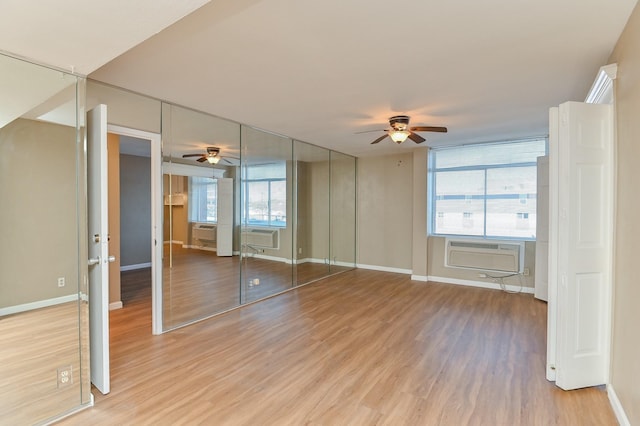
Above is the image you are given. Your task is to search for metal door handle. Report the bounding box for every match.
[88,257,100,266]
[108,255,116,263]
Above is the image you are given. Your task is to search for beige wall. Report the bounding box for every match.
[107,133,121,305]
[163,175,189,244]
[608,2,640,423]
[87,80,161,133]
[0,118,78,307]
[357,149,536,290]
[357,153,414,270]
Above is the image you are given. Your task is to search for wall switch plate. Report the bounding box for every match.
[57,277,65,287]
[57,366,73,388]
[523,268,530,276]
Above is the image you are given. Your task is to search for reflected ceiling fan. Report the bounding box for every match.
[362,115,447,144]
[182,147,237,164]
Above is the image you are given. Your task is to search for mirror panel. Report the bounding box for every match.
[0,54,89,423]
[240,126,293,303]
[161,103,241,330]
[330,151,357,272]
[293,140,331,285]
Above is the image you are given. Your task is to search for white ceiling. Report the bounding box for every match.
[0,0,210,75]
[2,0,637,157]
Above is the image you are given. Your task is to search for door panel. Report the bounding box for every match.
[87,104,110,394]
[554,101,612,390]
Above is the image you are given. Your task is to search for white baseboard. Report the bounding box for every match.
[0,294,78,316]
[333,260,356,268]
[356,263,412,275]
[183,245,217,252]
[120,262,152,272]
[607,384,631,426]
[109,301,123,311]
[243,253,293,264]
[427,275,535,294]
[411,275,428,282]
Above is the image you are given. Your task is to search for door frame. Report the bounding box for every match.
[107,125,163,335]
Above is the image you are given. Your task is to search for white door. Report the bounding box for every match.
[534,155,549,302]
[216,178,233,256]
[87,104,111,394]
[552,101,613,390]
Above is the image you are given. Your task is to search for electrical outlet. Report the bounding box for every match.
[523,268,530,276]
[57,277,65,287]
[57,366,73,388]
[298,248,302,254]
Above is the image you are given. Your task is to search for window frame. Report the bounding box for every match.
[428,139,547,241]
[242,177,287,228]
[188,176,218,224]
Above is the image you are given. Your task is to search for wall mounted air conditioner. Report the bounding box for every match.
[192,223,216,242]
[242,227,280,250]
[445,238,524,273]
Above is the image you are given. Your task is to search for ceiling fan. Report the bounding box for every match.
[364,115,448,145]
[182,147,237,164]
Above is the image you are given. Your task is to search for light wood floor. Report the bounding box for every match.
[0,301,89,425]
[162,245,351,328]
[58,269,616,425]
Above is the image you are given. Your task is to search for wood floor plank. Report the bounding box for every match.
[57,269,617,425]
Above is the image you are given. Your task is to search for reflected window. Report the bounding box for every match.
[189,176,217,222]
[243,163,286,227]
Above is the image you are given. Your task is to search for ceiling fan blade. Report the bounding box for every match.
[197,157,207,163]
[222,158,234,164]
[410,126,448,133]
[182,153,204,158]
[408,132,426,144]
[371,133,389,144]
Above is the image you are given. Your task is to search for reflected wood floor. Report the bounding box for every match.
[58,269,616,425]
[162,244,351,328]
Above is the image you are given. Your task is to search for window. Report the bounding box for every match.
[429,139,547,239]
[243,163,287,227]
[188,176,217,222]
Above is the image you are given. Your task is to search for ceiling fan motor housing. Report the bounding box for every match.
[389,115,410,131]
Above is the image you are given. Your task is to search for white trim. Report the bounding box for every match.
[356,263,412,275]
[183,245,217,252]
[120,262,152,272]
[295,257,325,265]
[244,253,292,264]
[109,301,123,310]
[427,275,535,294]
[585,63,617,104]
[164,240,184,245]
[107,125,163,335]
[0,294,78,316]
[607,384,631,426]
[411,275,428,282]
[332,260,356,268]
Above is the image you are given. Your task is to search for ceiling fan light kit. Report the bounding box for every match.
[368,115,448,145]
[182,146,238,165]
[390,130,411,143]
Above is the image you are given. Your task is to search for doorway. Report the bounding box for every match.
[107,125,163,334]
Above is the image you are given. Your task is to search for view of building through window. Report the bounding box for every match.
[243,163,287,227]
[189,176,217,223]
[430,139,547,239]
